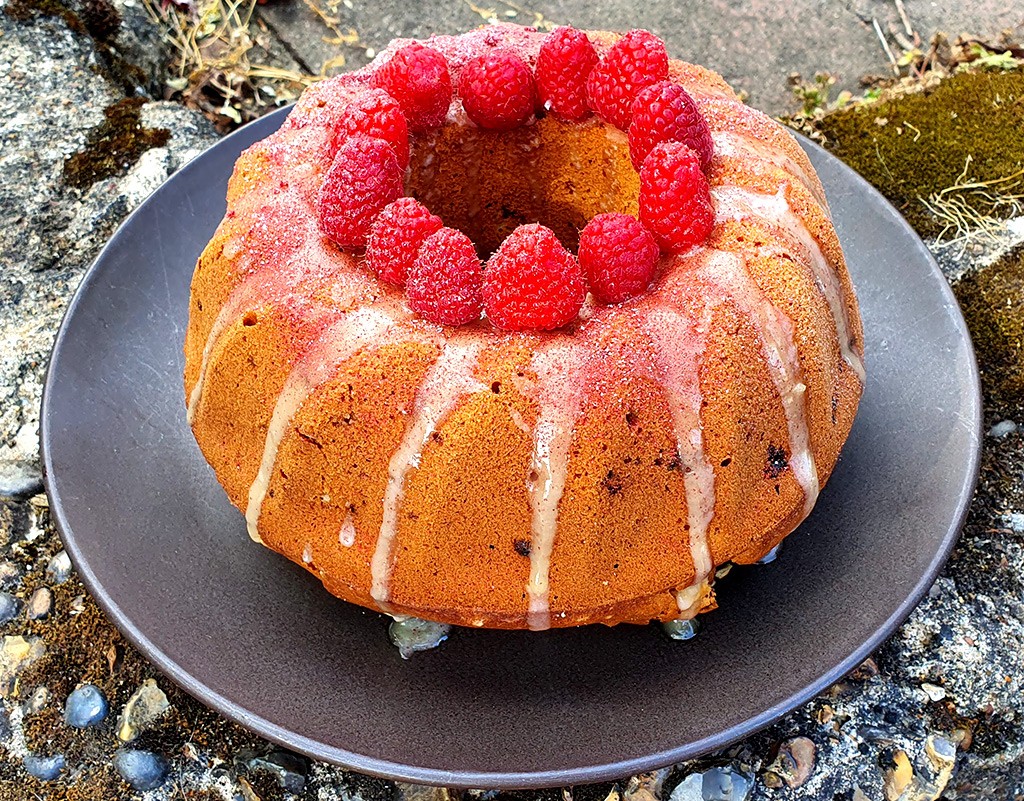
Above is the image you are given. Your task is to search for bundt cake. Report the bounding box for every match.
[183,24,865,631]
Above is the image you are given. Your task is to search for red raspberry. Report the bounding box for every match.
[371,43,452,131]
[335,89,410,169]
[316,135,403,248]
[483,224,585,331]
[586,30,668,130]
[365,198,443,286]
[458,51,536,131]
[407,227,483,325]
[639,142,715,253]
[536,27,598,121]
[628,81,713,172]
[578,213,659,304]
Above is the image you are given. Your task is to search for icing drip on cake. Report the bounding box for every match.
[523,342,590,631]
[339,509,356,547]
[187,221,375,425]
[245,305,404,543]
[642,306,716,614]
[700,250,819,517]
[370,340,487,609]
[712,185,866,383]
[710,131,826,209]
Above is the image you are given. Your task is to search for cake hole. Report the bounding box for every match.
[513,538,532,557]
[406,115,640,255]
[242,311,258,326]
[491,381,501,394]
[720,457,732,467]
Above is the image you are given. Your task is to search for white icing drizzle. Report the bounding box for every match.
[701,250,820,518]
[712,185,866,383]
[642,306,716,614]
[245,306,402,544]
[710,131,826,208]
[302,544,313,564]
[370,340,486,609]
[339,509,356,547]
[523,342,590,631]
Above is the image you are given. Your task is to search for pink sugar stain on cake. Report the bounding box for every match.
[638,302,716,614]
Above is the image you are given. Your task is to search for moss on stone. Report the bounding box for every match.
[63,97,170,190]
[953,246,1024,406]
[811,70,1024,236]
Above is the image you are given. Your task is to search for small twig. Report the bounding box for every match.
[873,17,901,76]
[894,0,915,38]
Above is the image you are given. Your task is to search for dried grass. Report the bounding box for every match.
[140,0,319,130]
[921,156,1024,255]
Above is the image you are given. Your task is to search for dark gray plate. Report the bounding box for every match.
[41,109,981,789]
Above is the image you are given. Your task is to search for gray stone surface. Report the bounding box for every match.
[0,0,217,500]
[257,0,1024,115]
[0,0,1022,798]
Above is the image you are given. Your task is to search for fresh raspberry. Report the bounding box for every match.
[365,198,443,286]
[371,43,452,131]
[335,89,410,169]
[628,81,713,173]
[407,227,483,325]
[578,213,659,304]
[458,51,536,131]
[639,142,715,253]
[586,30,668,130]
[316,135,403,248]
[483,224,585,331]
[535,27,599,121]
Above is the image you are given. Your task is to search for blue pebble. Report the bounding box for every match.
[64,684,108,728]
[24,753,66,781]
[113,748,169,791]
[0,592,20,625]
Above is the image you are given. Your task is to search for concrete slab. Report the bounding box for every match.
[256,0,1024,115]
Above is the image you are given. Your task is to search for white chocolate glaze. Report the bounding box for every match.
[712,184,866,383]
[522,342,591,631]
[370,340,486,609]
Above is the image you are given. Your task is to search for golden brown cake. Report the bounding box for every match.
[183,24,865,631]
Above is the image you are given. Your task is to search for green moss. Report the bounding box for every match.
[812,71,1024,235]
[63,97,170,190]
[954,246,1024,406]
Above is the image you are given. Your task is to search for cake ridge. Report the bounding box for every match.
[522,339,591,631]
[370,338,487,610]
[639,303,715,614]
[245,303,410,543]
[694,248,819,518]
[711,184,866,382]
